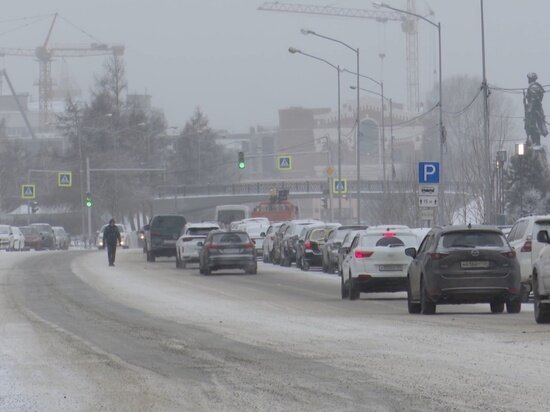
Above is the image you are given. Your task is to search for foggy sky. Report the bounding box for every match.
[1,0,548,132]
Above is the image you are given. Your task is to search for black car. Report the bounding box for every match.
[145,215,187,262]
[296,225,333,271]
[406,225,521,315]
[321,225,368,273]
[279,220,320,267]
[199,230,257,275]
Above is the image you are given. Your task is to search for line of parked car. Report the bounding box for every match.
[137,212,550,324]
[0,223,70,251]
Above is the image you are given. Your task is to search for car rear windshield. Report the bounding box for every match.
[152,216,186,231]
[20,227,38,235]
[187,227,217,236]
[361,233,417,248]
[439,231,506,248]
[32,224,50,232]
[310,228,327,241]
[0,226,9,234]
[212,232,250,244]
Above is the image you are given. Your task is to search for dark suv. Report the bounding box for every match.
[30,223,55,249]
[406,225,521,315]
[145,215,187,262]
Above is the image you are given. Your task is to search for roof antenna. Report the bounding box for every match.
[468,223,472,229]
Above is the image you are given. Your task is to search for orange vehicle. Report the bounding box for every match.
[252,191,298,222]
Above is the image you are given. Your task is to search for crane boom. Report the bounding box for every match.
[258,1,402,22]
[258,1,421,111]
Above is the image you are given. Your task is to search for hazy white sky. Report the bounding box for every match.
[1,0,548,132]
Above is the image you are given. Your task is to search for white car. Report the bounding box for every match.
[526,228,550,323]
[0,225,14,250]
[237,220,269,255]
[97,224,129,249]
[507,215,550,299]
[10,226,25,251]
[341,227,417,300]
[176,222,220,269]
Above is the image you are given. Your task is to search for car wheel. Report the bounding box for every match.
[246,263,257,275]
[321,259,327,273]
[348,272,359,301]
[147,251,156,262]
[341,272,349,299]
[263,251,270,263]
[420,278,436,315]
[175,254,181,268]
[490,301,504,313]
[506,299,521,314]
[533,274,550,323]
[181,260,187,269]
[296,254,302,269]
[203,265,211,276]
[301,258,310,271]
[407,277,421,314]
[520,284,531,303]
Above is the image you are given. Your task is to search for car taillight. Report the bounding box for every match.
[243,243,254,249]
[150,230,161,237]
[520,240,532,253]
[304,241,311,249]
[355,250,373,258]
[206,242,219,250]
[429,252,449,260]
[502,250,516,258]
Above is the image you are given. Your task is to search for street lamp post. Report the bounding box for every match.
[375,2,444,224]
[302,29,361,224]
[288,46,342,222]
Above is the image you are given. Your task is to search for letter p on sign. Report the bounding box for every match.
[418,162,440,184]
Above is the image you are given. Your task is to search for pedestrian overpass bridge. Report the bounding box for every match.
[152,179,467,216]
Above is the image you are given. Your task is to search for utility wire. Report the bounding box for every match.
[443,86,483,116]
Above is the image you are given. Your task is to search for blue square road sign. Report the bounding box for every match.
[418,162,440,184]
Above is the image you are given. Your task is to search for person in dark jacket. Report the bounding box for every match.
[103,218,121,266]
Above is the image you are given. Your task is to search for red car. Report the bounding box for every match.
[19,226,44,250]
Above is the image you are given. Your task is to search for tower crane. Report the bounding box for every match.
[258,1,420,112]
[0,13,124,128]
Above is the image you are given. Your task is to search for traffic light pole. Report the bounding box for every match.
[86,157,92,247]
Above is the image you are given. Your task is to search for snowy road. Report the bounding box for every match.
[1,249,550,411]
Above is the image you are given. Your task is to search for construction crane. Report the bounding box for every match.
[0,13,124,128]
[258,1,420,112]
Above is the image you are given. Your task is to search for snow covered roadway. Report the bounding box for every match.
[1,249,550,411]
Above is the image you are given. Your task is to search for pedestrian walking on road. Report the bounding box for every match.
[103,218,121,266]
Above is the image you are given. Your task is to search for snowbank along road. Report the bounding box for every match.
[1,249,550,411]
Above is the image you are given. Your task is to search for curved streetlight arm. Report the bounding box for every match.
[342,68,381,88]
[350,85,390,101]
[289,47,339,71]
[374,2,437,28]
[302,29,358,53]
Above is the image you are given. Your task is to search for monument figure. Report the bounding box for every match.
[524,72,548,147]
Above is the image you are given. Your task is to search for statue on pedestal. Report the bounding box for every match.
[524,72,548,147]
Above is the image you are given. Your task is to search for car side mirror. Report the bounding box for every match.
[537,230,550,244]
[260,232,266,237]
[144,224,150,231]
[251,239,256,244]
[405,247,417,258]
[197,241,204,247]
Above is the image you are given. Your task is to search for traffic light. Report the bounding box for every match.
[31,201,39,214]
[85,192,93,208]
[321,197,328,209]
[238,151,246,169]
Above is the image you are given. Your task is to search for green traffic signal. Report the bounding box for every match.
[238,151,246,169]
[85,192,93,208]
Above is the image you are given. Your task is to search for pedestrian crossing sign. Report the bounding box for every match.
[58,171,72,187]
[21,184,35,199]
[333,178,347,194]
[277,155,292,170]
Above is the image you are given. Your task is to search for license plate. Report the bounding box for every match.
[379,264,402,271]
[163,240,176,245]
[224,248,239,254]
[461,261,489,269]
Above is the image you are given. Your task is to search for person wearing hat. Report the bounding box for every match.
[103,218,121,266]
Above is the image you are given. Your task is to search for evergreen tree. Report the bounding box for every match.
[505,149,549,219]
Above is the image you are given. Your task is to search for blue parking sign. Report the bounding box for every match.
[418,162,440,184]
